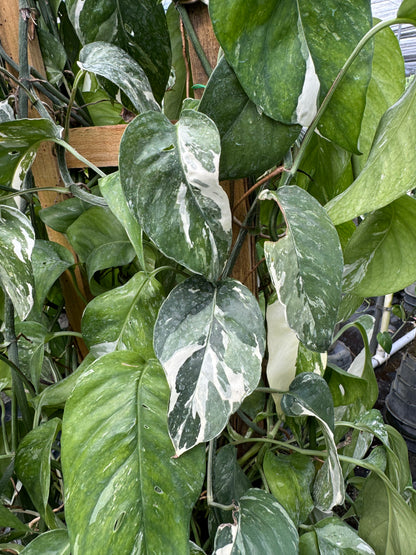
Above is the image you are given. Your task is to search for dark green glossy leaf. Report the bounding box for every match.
[377,331,392,354]
[0,206,35,320]
[354,23,405,174]
[15,321,48,393]
[39,198,88,233]
[164,3,187,121]
[38,28,67,85]
[343,196,416,296]
[154,276,265,455]
[0,504,29,533]
[358,474,416,554]
[62,352,205,554]
[210,0,372,152]
[79,42,159,113]
[263,450,314,525]
[0,118,61,189]
[120,110,232,282]
[261,186,343,351]
[15,418,62,528]
[213,489,298,554]
[326,78,416,224]
[82,271,164,359]
[30,240,74,316]
[66,0,171,102]
[397,0,416,19]
[20,530,70,555]
[307,517,375,554]
[199,57,300,180]
[281,373,344,511]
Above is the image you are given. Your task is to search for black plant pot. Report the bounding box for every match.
[385,351,416,453]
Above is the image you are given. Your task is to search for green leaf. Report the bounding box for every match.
[213,489,298,554]
[307,516,376,554]
[0,206,35,320]
[62,352,205,554]
[39,197,88,233]
[120,110,232,282]
[266,297,299,413]
[15,418,61,528]
[82,272,164,359]
[326,78,416,224]
[0,118,61,189]
[209,0,372,152]
[154,276,265,455]
[164,3,187,121]
[377,331,392,354]
[66,0,171,102]
[37,28,67,85]
[343,196,416,296]
[99,172,147,270]
[20,530,70,555]
[30,240,74,316]
[397,0,416,19]
[281,373,345,511]
[79,42,159,113]
[199,57,300,180]
[261,186,343,351]
[263,450,314,525]
[354,23,405,174]
[0,504,29,533]
[358,473,416,554]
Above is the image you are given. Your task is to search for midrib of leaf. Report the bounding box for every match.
[117,274,155,347]
[135,366,149,554]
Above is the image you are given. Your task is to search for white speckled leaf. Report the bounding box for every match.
[120,110,232,282]
[62,352,205,554]
[213,489,298,554]
[260,186,343,352]
[79,42,159,113]
[154,276,266,455]
[281,373,344,511]
[326,77,416,224]
[0,206,35,320]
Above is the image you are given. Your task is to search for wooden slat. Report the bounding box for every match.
[66,125,127,168]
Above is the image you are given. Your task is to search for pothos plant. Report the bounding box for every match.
[1,0,416,553]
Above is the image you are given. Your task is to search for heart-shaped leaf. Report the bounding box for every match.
[82,271,164,359]
[154,276,265,455]
[66,0,171,102]
[326,78,416,224]
[213,489,298,554]
[120,110,232,282]
[62,352,205,554]
[209,0,372,152]
[261,186,343,351]
[79,42,159,113]
[199,57,300,180]
[0,206,35,320]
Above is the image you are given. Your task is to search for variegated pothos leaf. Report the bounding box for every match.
[154,276,266,455]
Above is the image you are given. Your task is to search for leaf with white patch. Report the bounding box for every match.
[260,186,343,352]
[66,0,171,102]
[209,0,373,152]
[79,42,159,113]
[281,372,345,511]
[62,352,205,554]
[120,110,232,282]
[154,276,265,455]
[0,206,35,320]
[326,77,416,224]
[213,489,298,554]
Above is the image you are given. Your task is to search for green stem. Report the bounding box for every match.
[0,187,70,203]
[236,409,266,436]
[56,139,106,178]
[0,67,51,120]
[64,70,86,141]
[283,17,416,187]
[18,1,31,119]
[206,440,235,511]
[0,396,11,455]
[176,3,213,78]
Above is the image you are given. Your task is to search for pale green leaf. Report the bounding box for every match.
[79,42,159,113]
[66,0,171,102]
[199,57,300,180]
[62,352,205,554]
[0,206,35,320]
[261,186,343,351]
[154,276,265,455]
[0,504,29,533]
[120,110,232,282]
[20,530,70,555]
[310,516,375,554]
[82,272,164,359]
[39,197,88,233]
[213,489,298,554]
[343,195,416,296]
[326,78,416,224]
[15,321,49,393]
[209,0,372,152]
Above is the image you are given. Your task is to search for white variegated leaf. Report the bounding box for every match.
[120,110,232,282]
[154,276,265,455]
[0,206,35,320]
